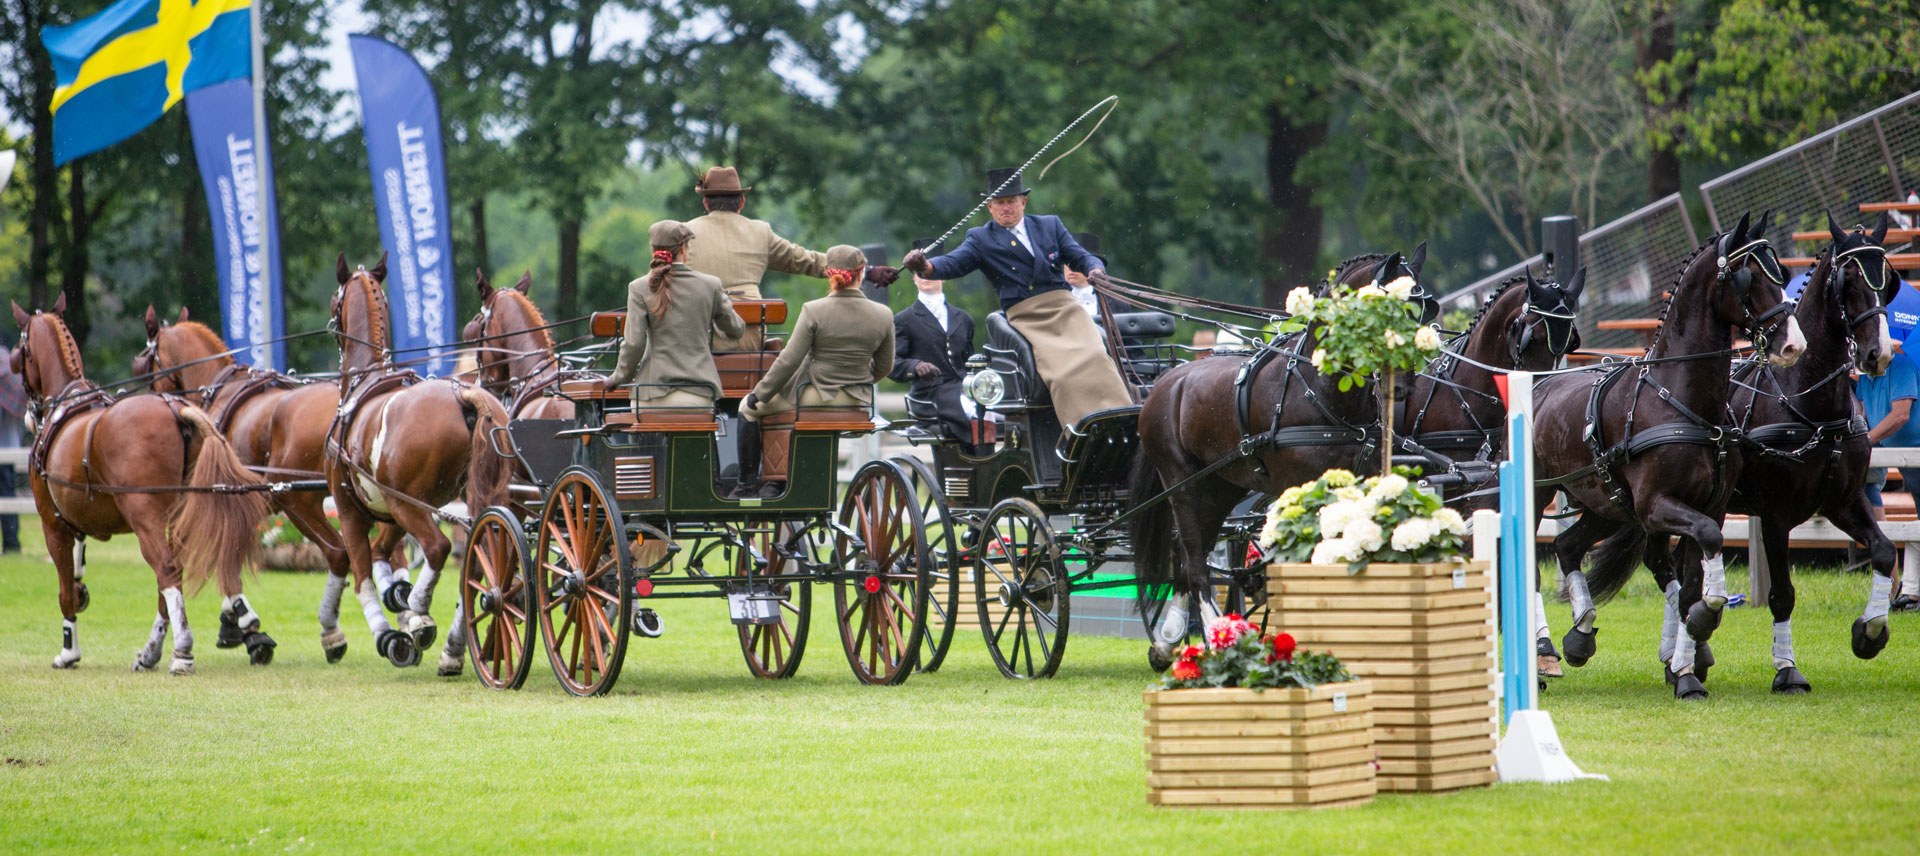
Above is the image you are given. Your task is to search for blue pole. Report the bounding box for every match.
[1499,411,1531,723]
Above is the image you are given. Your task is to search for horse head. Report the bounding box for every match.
[139,305,232,393]
[1817,210,1897,376]
[1326,243,1439,323]
[1499,266,1585,370]
[9,291,80,401]
[464,269,546,397]
[1694,211,1802,366]
[332,251,392,383]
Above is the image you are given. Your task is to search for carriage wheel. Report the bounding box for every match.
[535,468,632,697]
[893,456,960,673]
[461,507,536,691]
[974,498,1070,679]
[737,521,812,679]
[832,461,931,685]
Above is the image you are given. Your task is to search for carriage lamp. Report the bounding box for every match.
[966,368,1005,407]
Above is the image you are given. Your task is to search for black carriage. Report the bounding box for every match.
[459,299,935,696]
[889,308,1274,679]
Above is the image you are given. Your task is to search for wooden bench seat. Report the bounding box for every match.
[605,410,720,432]
[761,408,876,433]
[590,299,789,337]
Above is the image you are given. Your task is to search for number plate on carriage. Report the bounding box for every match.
[728,591,782,625]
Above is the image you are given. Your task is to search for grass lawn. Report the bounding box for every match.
[1,518,1916,854]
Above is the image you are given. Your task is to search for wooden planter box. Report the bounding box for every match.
[1144,681,1375,810]
[1267,560,1497,794]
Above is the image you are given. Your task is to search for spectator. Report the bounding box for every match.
[0,341,25,553]
[1856,348,1920,611]
[889,238,980,451]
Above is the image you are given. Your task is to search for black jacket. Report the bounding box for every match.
[890,299,976,436]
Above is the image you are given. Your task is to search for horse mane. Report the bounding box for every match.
[42,314,85,380]
[1330,253,1388,283]
[355,271,392,349]
[1647,232,1728,355]
[496,288,554,353]
[171,320,229,355]
[1466,273,1529,332]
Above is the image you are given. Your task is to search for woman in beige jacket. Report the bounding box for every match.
[601,220,747,410]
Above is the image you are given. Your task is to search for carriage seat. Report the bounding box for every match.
[760,408,877,433]
[1110,311,1178,381]
[985,311,1049,406]
[605,410,720,432]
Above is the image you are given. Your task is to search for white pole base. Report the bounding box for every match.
[1497,710,1608,783]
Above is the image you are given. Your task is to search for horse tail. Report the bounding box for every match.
[1129,443,1175,620]
[1583,524,1648,605]
[459,386,511,514]
[170,405,270,596]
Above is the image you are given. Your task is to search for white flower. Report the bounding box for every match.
[1285,286,1314,316]
[1383,329,1406,348]
[1334,486,1367,503]
[1347,519,1385,553]
[1259,515,1282,547]
[1368,474,1409,501]
[1317,501,1356,539]
[1392,517,1434,552]
[1356,284,1387,299]
[1385,276,1417,300]
[1310,349,1327,369]
[1312,536,1359,566]
[1415,325,1442,351]
[1432,507,1468,536]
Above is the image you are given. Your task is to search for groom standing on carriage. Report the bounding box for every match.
[902,167,1132,428]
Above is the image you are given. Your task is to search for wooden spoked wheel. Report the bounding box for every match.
[974,498,1070,679]
[893,456,959,673]
[461,507,536,690]
[737,521,812,679]
[832,461,931,685]
[534,468,632,697]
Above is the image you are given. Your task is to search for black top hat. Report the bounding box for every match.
[980,167,1031,199]
[911,236,947,255]
[858,243,889,267]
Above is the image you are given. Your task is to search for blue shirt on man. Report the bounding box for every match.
[1858,350,1920,448]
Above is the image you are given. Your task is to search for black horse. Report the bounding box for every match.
[1632,212,1896,695]
[1531,212,1804,700]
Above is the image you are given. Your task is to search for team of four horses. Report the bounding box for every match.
[13,208,1901,700]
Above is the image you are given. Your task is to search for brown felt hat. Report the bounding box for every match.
[649,219,694,248]
[825,245,868,270]
[695,166,752,196]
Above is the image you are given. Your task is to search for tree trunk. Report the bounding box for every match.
[1637,2,1683,202]
[27,0,56,311]
[1259,103,1326,309]
[62,160,91,347]
[557,217,580,320]
[471,197,489,278]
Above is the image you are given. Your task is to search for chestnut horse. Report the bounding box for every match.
[327,254,513,675]
[14,296,270,674]
[461,269,575,421]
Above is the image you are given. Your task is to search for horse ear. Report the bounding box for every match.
[1375,253,1402,284]
[1567,266,1588,300]
[371,251,389,284]
[178,306,189,324]
[145,306,160,339]
[337,252,351,285]
[1734,212,1752,244]
[514,271,531,294]
[51,291,66,316]
[1754,209,1772,239]
[1873,212,1892,245]
[1524,266,1538,288]
[1409,242,1427,278]
[11,301,29,330]
[475,268,493,301]
[1828,210,1846,244]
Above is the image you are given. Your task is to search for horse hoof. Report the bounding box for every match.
[403,613,438,650]
[1684,601,1723,640]
[1673,673,1707,700]
[321,628,348,664]
[244,632,276,666]
[52,650,81,669]
[437,650,464,677]
[1772,666,1812,694]
[216,612,245,649]
[168,656,194,676]
[383,581,413,614]
[378,630,420,668]
[632,608,664,639]
[75,583,90,613]
[1852,616,1890,660]
[1560,626,1597,668]
[1147,644,1173,674]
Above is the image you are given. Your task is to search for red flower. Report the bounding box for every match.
[1180,645,1203,660]
[1271,633,1297,661]
[1170,659,1201,681]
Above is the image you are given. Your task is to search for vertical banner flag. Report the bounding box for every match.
[186,77,285,369]
[349,34,455,376]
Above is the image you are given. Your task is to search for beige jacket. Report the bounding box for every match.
[684,210,829,300]
[605,264,747,402]
[750,290,895,407]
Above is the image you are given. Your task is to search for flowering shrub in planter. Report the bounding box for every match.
[1158,613,1351,690]
[1258,467,1468,574]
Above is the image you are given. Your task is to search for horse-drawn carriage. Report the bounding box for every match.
[460,299,937,695]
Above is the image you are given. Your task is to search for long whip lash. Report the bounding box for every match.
[919,95,1119,252]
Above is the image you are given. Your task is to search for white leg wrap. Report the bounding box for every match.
[444,604,467,655]
[53,618,82,668]
[1659,581,1681,663]
[1154,601,1189,647]
[407,566,439,614]
[1702,555,1728,609]
[163,587,191,656]
[356,577,392,636]
[1532,590,1551,639]
[1670,635,1696,676]
[318,574,346,631]
[73,541,86,580]
[372,559,397,596]
[1865,572,1893,622]
[1567,571,1595,631]
[220,594,261,632]
[1772,620,1795,670]
[135,612,168,670]
[1198,594,1225,626]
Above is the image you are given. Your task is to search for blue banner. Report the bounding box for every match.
[185,77,285,370]
[349,34,455,376]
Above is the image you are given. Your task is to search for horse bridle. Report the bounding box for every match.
[1511,290,1582,364]
[1717,236,1795,348]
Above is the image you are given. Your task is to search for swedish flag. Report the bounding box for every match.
[43,0,253,166]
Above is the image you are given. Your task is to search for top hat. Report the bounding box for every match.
[911,236,947,256]
[859,243,890,267]
[695,166,752,196]
[980,166,1031,199]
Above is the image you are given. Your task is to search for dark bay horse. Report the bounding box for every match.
[14,297,270,674]
[1635,213,1897,694]
[462,270,575,421]
[327,254,513,675]
[1532,212,1805,700]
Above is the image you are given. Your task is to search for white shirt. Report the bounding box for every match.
[1069,284,1100,319]
[917,291,949,333]
[1008,217,1035,257]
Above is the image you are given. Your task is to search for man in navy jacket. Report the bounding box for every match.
[903,168,1131,427]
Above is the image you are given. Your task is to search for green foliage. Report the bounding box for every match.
[1278,280,1440,391]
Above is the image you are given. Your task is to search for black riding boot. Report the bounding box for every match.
[731,421,763,498]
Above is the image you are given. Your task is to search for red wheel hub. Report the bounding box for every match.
[633,578,654,598]
[862,575,883,594]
